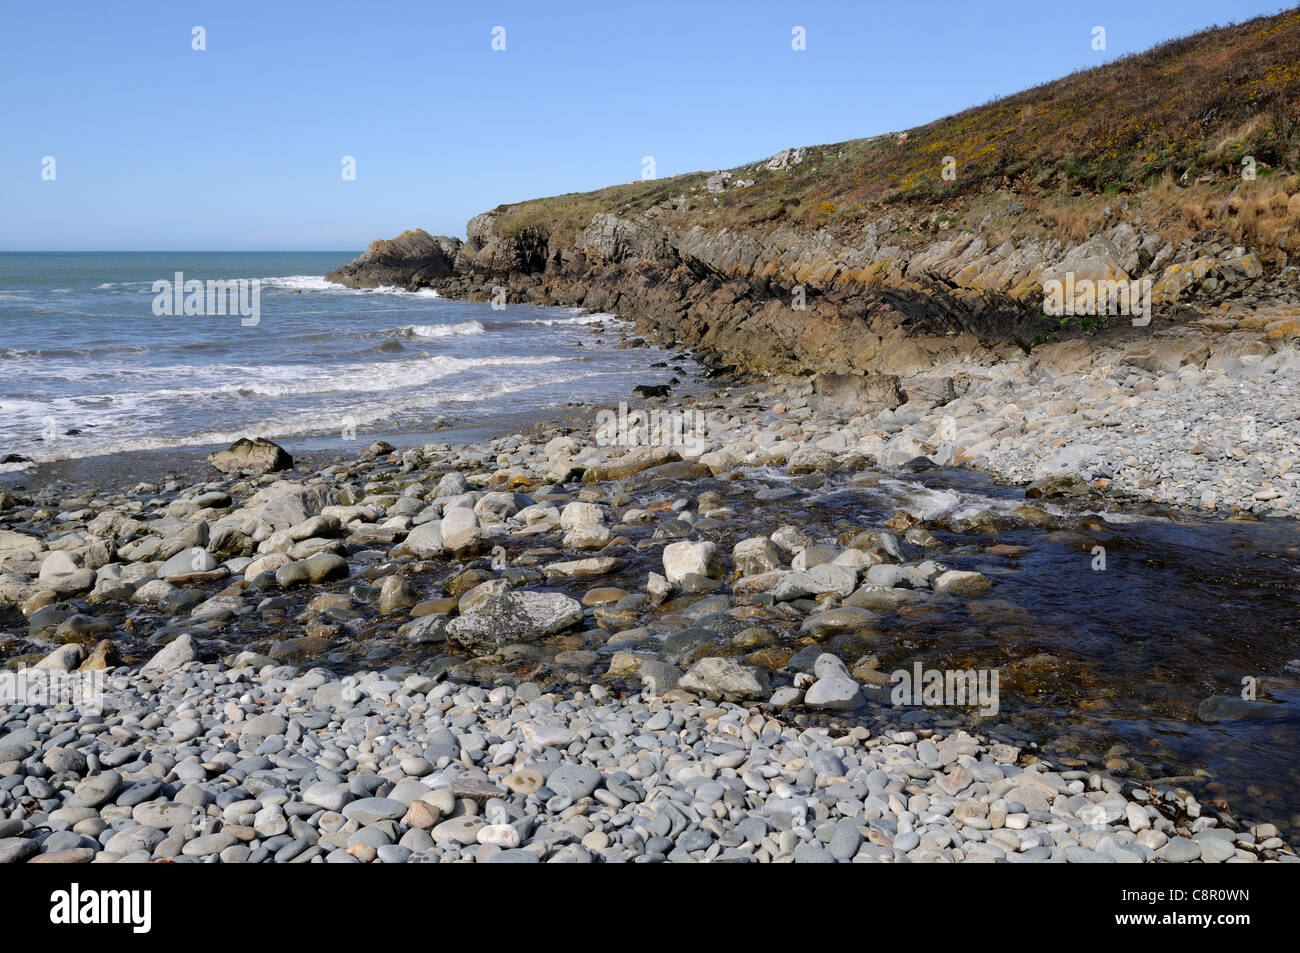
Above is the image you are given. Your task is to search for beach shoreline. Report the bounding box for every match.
[3,324,1300,861]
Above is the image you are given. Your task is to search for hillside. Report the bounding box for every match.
[329,9,1300,375]
[483,10,1300,258]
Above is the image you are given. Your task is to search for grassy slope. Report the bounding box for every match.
[486,10,1300,266]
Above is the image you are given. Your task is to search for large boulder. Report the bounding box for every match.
[732,537,782,576]
[325,229,462,290]
[662,540,724,584]
[679,657,770,702]
[803,653,865,710]
[439,506,484,555]
[240,483,336,535]
[208,438,292,474]
[0,529,46,556]
[402,521,445,557]
[444,591,584,655]
[812,373,904,416]
[141,633,197,674]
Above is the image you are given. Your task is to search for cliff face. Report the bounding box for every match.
[326,201,1299,376]
[325,10,1300,375]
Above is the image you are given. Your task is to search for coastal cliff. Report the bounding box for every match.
[328,10,1300,377]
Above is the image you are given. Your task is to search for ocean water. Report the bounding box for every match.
[0,252,679,468]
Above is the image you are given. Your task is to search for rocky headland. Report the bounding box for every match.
[322,11,1300,517]
[325,11,1300,384]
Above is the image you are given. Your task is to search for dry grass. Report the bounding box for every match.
[1129,171,1300,264]
[477,9,1300,266]
[1234,176,1300,264]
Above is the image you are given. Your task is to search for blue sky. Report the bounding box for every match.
[0,0,1290,250]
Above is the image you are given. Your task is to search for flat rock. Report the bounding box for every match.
[341,797,407,826]
[141,634,196,674]
[547,764,602,800]
[445,591,584,655]
[67,771,123,808]
[804,675,864,710]
[679,657,770,702]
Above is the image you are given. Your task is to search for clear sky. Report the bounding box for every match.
[0,0,1290,250]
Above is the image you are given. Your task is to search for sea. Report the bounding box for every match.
[0,252,682,470]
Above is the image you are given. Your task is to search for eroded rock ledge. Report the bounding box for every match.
[327,201,1300,378]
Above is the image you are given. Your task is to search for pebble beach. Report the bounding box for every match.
[2,312,1298,864]
[2,658,1284,865]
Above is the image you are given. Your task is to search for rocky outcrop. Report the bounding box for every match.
[329,198,1298,377]
[326,228,462,290]
[320,10,1300,375]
